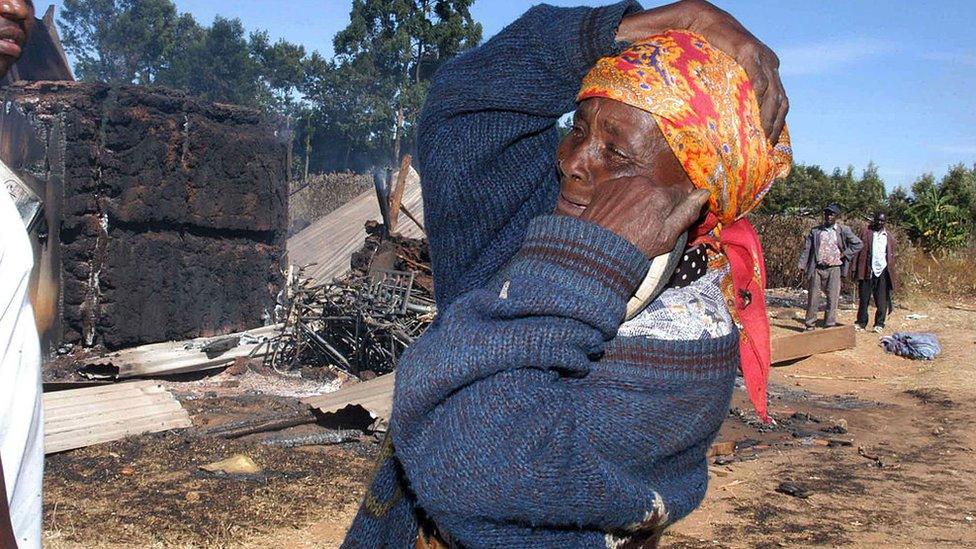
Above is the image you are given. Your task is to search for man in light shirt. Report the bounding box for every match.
[0,1,42,547]
[798,203,863,331]
[854,212,897,333]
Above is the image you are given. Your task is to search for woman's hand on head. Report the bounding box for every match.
[580,178,710,258]
[616,0,788,143]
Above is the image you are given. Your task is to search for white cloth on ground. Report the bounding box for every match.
[0,185,43,549]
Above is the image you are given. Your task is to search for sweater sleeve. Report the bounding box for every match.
[416,1,642,309]
[391,215,738,545]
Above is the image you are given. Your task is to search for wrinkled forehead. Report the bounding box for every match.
[575,97,665,145]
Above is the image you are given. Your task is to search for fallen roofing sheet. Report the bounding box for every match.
[287,167,423,284]
[81,324,280,380]
[302,372,395,424]
[44,380,191,454]
[772,324,856,365]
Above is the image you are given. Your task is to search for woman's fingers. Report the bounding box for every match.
[663,188,711,245]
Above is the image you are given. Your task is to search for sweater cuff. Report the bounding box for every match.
[504,214,650,318]
[570,0,644,77]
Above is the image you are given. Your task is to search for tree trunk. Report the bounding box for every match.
[393,105,404,164]
[303,121,312,183]
[286,115,294,182]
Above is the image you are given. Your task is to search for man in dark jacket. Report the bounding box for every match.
[798,203,863,330]
[854,212,897,332]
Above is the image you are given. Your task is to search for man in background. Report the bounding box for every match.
[0,1,42,547]
[799,203,863,331]
[854,212,896,333]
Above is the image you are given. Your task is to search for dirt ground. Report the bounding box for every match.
[41,294,976,548]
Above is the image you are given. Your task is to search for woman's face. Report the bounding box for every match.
[555,97,692,218]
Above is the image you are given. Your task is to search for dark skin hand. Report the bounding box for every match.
[555,97,709,258]
[617,0,788,145]
[554,1,787,260]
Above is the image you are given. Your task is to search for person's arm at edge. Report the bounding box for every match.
[416,1,642,307]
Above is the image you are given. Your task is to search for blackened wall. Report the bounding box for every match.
[3,82,287,349]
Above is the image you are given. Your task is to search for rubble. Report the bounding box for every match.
[269,224,434,379]
[260,430,362,448]
[775,481,812,499]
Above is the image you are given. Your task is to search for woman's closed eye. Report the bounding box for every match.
[606,144,630,161]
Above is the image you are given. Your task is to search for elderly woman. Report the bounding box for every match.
[343,1,791,547]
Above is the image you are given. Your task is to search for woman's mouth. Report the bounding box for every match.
[556,193,588,217]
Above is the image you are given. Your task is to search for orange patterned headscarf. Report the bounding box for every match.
[578,30,793,422]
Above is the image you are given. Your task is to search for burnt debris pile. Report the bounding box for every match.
[269,221,434,380]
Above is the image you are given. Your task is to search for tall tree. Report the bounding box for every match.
[851,161,887,216]
[60,0,182,84]
[251,31,307,115]
[331,0,482,164]
[885,186,911,221]
[938,163,976,231]
[185,16,263,105]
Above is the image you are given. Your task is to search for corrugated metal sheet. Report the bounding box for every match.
[44,380,191,454]
[302,372,395,423]
[287,168,423,284]
[82,324,280,379]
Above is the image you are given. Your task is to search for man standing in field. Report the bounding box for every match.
[853,212,896,333]
[799,203,863,331]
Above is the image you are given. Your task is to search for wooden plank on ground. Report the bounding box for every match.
[772,325,856,365]
[43,381,192,454]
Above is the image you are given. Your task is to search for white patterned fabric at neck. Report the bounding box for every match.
[618,266,734,340]
[872,230,888,277]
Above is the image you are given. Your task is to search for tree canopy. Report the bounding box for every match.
[60,0,482,172]
[57,1,975,252]
[59,0,306,111]
[759,162,976,253]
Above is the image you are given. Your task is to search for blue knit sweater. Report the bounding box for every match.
[342,3,738,547]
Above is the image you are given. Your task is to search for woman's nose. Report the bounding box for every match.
[561,145,593,184]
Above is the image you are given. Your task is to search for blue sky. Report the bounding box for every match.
[47,1,976,190]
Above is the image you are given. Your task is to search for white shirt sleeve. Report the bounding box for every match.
[0,187,43,549]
